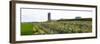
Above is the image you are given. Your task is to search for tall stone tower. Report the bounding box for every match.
[48,12,51,21]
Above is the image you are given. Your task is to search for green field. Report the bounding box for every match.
[21,23,33,35]
[21,20,92,35]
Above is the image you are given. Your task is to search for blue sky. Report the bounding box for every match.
[21,8,92,22]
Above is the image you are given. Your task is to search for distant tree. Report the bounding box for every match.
[59,18,64,20]
[75,16,82,19]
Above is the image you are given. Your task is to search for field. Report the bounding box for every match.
[21,20,92,35]
[21,23,33,35]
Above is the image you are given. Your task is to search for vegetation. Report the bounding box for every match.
[21,23,33,35]
[21,20,92,35]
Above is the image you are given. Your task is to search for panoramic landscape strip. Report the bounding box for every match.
[21,11,92,35]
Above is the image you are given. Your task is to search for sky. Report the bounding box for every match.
[21,8,92,22]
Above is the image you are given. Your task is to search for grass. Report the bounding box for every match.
[21,22,33,35]
[21,20,92,35]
